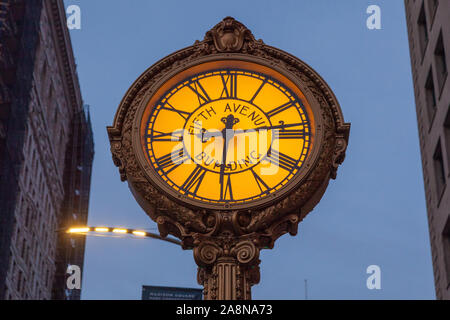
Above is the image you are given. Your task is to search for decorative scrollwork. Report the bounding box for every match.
[205,16,256,53]
[194,241,222,266]
[331,132,350,179]
[232,241,259,265]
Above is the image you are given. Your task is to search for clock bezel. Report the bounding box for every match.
[131,55,324,211]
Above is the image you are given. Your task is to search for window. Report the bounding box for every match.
[427,0,438,23]
[53,106,58,124]
[25,208,30,227]
[41,60,47,81]
[17,270,22,292]
[21,238,26,257]
[21,276,26,296]
[48,85,54,109]
[434,31,447,93]
[433,141,446,201]
[425,69,437,123]
[15,227,21,248]
[444,107,450,171]
[26,245,30,265]
[24,167,28,185]
[418,4,428,58]
[58,129,65,163]
[442,217,450,288]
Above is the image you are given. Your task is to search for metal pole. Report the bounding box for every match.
[304,279,308,300]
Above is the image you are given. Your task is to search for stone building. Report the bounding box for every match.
[0,0,93,300]
[404,0,450,299]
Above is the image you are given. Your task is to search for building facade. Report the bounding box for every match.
[0,0,93,300]
[404,0,450,300]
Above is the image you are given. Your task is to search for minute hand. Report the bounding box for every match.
[197,123,305,141]
[237,122,304,132]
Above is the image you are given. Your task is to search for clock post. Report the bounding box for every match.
[192,213,263,300]
[107,17,350,300]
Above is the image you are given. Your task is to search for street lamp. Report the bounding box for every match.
[66,226,181,246]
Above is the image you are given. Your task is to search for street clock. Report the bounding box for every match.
[108,17,350,300]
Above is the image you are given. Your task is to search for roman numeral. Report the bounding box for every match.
[180,166,207,195]
[250,168,269,193]
[249,79,267,104]
[265,149,298,172]
[151,130,183,142]
[155,148,188,173]
[220,174,233,201]
[267,101,294,118]
[188,80,211,105]
[220,73,237,98]
[274,129,308,139]
[160,102,191,120]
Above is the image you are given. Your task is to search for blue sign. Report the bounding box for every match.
[142,285,203,300]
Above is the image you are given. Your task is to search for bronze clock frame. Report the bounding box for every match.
[107,17,350,300]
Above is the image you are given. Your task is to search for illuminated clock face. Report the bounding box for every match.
[140,61,315,208]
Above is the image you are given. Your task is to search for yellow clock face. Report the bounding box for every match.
[140,60,315,208]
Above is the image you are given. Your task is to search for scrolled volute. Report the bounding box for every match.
[194,241,223,266]
[231,240,259,265]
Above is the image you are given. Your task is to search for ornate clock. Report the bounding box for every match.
[142,63,314,209]
[108,17,350,300]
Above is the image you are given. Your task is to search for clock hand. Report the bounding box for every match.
[219,115,239,198]
[257,122,304,131]
[152,129,184,141]
[231,122,304,134]
[195,130,222,143]
[241,122,304,132]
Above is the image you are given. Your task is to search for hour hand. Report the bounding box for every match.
[195,129,221,143]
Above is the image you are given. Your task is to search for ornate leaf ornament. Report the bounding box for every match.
[206,16,256,52]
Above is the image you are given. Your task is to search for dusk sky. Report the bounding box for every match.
[63,0,435,299]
